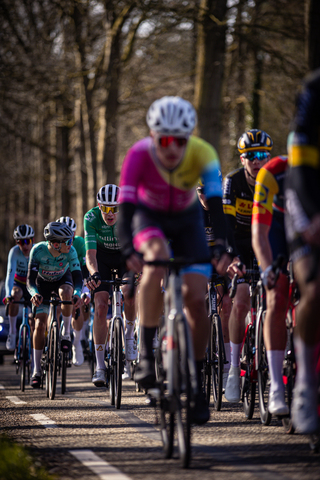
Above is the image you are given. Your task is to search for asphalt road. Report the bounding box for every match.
[1,354,319,480]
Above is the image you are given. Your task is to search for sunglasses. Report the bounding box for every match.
[158,136,188,148]
[17,238,33,246]
[243,151,270,162]
[65,238,73,246]
[100,205,119,214]
[197,187,204,194]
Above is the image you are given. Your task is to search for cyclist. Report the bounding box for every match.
[285,68,320,434]
[223,129,273,403]
[3,224,34,351]
[56,216,90,366]
[84,184,137,387]
[117,96,231,425]
[252,155,290,415]
[27,222,83,388]
[197,183,232,388]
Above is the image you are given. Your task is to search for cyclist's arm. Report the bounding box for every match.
[4,247,18,298]
[26,254,40,298]
[68,247,83,298]
[86,249,99,276]
[117,202,136,259]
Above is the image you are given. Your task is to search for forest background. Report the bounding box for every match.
[0,0,319,277]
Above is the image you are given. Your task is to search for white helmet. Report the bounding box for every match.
[97,184,120,206]
[146,96,197,136]
[13,224,34,240]
[56,216,77,232]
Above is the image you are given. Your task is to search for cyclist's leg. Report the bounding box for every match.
[31,311,48,387]
[264,272,290,415]
[92,290,109,385]
[71,304,84,366]
[291,253,320,433]
[225,281,250,402]
[59,282,74,351]
[6,285,23,350]
[217,283,232,387]
[122,278,137,363]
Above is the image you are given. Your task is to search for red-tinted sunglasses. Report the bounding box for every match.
[17,238,33,246]
[158,136,188,148]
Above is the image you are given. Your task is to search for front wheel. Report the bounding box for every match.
[211,314,224,411]
[241,323,256,419]
[257,314,272,425]
[20,325,28,392]
[48,322,59,400]
[114,318,124,409]
[61,351,68,394]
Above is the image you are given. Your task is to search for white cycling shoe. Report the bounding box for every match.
[6,333,16,351]
[122,361,131,380]
[291,382,319,434]
[72,344,84,366]
[268,390,289,416]
[92,369,107,387]
[225,365,241,403]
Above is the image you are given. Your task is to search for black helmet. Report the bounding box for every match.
[237,129,273,154]
[44,222,73,243]
[13,224,34,240]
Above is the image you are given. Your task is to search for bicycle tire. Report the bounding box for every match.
[211,314,223,411]
[114,318,123,409]
[20,325,28,392]
[241,322,256,419]
[282,311,296,434]
[109,323,115,406]
[176,314,192,468]
[61,350,68,394]
[203,335,211,406]
[257,313,272,425]
[48,322,58,400]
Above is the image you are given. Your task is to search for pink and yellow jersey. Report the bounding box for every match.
[252,155,288,227]
[119,135,222,212]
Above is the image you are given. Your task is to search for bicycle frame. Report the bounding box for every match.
[16,301,32,364]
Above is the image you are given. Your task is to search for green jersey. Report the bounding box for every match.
[73,236,86,266]
[84,206,120,252]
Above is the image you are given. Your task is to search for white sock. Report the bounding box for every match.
[266,350,285,394]
[80,319,89,340]
[33,349,43,376]
[224,342,231,372]
[62,315,71,335]
[95,344,106,371]
[73,329,81,347]
[230,341,241,368]
[294,335,317,387]
[9,315,18,335]
[125,319,135,339]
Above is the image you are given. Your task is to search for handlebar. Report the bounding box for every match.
[5,298,32,317]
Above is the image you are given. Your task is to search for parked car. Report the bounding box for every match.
[0,281,23,364]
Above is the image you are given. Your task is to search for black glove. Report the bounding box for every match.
[88,272,101,283]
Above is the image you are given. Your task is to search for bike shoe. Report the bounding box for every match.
[225,365,241,403]
[31,374,41,389]
[134,357,156,390]
[92,369,107,387]
[192,390,210,425]
[268,390,289,416]
[6,333,16,351]
[72,344,84,366]
[291,382,319,434]
[61,334,72,352]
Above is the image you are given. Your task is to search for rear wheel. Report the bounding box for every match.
[211,314,223,411]
[258,314,272,425]
[61,350,68,394]
[48,322,58,400]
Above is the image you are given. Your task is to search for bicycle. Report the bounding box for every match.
[145,258,200,469]
[6,299,33,392]
[38,293,75,400]
[202,273,227,411]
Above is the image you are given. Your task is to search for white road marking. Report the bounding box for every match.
[6,396,26,404]
[30,413,57,428]
[70,450,132,480]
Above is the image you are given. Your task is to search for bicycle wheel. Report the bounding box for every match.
[20,325,28,392]
[109,323,115,406]
[203,337,211,405]
[48,322,59,400]
[114,318,123,409]
[257,314,272,425]
[211,314,223,411]
[176,314,192,468]
[241,324,256,420]
[61,350,68,395]
[282,312,296,434]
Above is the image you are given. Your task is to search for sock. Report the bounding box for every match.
[62,315,71,335]
[224,342,231,372]
[73,329,81,347]
[266,350,285,394]
[125,319,135,339]
[80,320,89,340]
[230,341,242,368]
[140,326,157,359]
[95,344,106,371]
[9,315,18,335]
[294,336,317,387]
[33,349,43,376]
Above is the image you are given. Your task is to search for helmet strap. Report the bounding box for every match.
[50,242,62,253]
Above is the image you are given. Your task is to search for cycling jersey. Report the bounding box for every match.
[4,245,29,297]
[84,207,120,253]
[253,155,289,263]
[73,236,86,266]
[27,241,82,298]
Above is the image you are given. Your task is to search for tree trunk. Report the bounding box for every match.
[306,0,320,69]
[194,0,228,151]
